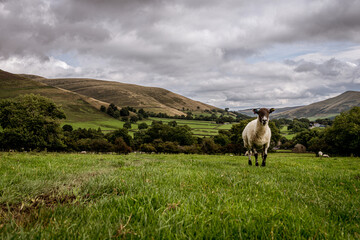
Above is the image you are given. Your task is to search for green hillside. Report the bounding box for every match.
[273,91,360,119]
[35,78,219,116]
[0,69,114,123]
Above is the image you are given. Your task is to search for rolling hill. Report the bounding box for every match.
[35,78,218,116]
[0,69,115,122]
[0,69,220,123]
[238,106,302,117]
[273,91,360,119]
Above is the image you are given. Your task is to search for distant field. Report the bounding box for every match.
[307,114,339,121]
[63,117,231,137]
[280,125,296,140]
[1,152,359,239]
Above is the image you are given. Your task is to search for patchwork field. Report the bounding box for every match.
[63,117,232,137]
[1,152,359,239]
[280,125,296,140]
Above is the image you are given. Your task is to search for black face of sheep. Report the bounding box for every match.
[253,108,275,126]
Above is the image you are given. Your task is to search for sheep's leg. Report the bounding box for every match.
[254,148,259,166]
[248,149,252,166]
[261,145,268,167]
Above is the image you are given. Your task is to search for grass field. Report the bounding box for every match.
[1,152,359,239]
[63,117,230,137]
[280,125,296,140]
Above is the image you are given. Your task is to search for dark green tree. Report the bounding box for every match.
[123,121,132,129]
[130,116,139,123]
[323,106,360,156]
[168,121,177,127]
[106,128,133,147]
[138,122,148,130]
[62,124,73,132]
[0,94,66,151]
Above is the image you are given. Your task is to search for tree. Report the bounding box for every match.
[100,105,106,112]
[168,121,177,127]
[200,138,220,154]
[288,118,309,133]
[113,137,132,154]
[123,121,131,129]
[138,122,148,130]
[120,107,130,117]
[106,103,118,118]
[62,124,73,132]
[292,129,322,149]
[0,94,66,151]
[106,128,133,147]
[323,107,360,156]
[130,116,138,123]
[138,108,149,118]
[214,134,230,146]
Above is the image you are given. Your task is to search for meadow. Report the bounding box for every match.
[279,126,296,140]
[1,152,359,239]
[63,117,232,137]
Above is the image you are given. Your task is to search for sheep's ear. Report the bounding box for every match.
[253,109,259,114]
[269,108,275,113]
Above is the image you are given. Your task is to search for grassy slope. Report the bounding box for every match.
[0,69,233,137]
[1,153,359,239]
[274,91,360,119]
[280,125,296,140]
[36,78,219,116]
[0,70,114,123]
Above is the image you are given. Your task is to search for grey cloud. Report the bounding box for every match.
[293,58,356,77]
[294,61,317,73]
[1,0,360,109]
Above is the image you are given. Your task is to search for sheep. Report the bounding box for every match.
[318,151,330,158]
[242,108,275,166]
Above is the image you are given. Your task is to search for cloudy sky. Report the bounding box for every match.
[1,0,360,109]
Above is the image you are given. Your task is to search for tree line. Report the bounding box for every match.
[0,94,278,154]
[284,107,360,156]
[1,94,359,156]
[100,103,250,124]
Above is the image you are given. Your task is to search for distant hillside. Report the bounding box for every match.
[238,106,301,117]
[0,69,113,122]
[36,78,219,116]
[0,69,220,122]
[273,91,360,119]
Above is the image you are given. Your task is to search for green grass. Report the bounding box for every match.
[307,114,339,121]
[280,125,296,140]
[63,117,231,137]
[1,152,359,239]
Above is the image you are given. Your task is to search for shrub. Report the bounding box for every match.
[138,123,148,130]
[140,143,157,153]
[123,122,131,129]
[62,124,73,132]
[113,137,132,154]
[200,138,220,154]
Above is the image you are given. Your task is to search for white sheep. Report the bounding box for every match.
[242,108,275,166]
[318,151,330,158]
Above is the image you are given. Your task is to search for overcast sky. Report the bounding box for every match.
[1,0,360,109]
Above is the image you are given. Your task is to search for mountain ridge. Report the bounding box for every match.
[272,91,360,119]
[35,77,218,116]
[0,69,220,120]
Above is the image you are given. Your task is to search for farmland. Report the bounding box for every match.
[63,117,235,137]
[1,152,359,239]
